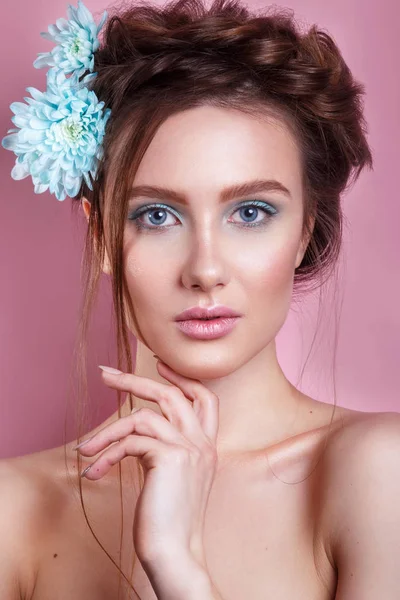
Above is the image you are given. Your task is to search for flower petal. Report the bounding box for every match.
[97,10,108,35]
[1,133,18,151]
[11,162,30,180]
[55,17,70,31]
[33,53,55,69]
[40,32,56,42]
[25,87,46,102]
[9,101,30,116]
[29,116,51,130]
[76,0,95,28]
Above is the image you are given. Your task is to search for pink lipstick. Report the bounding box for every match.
[174,305,242,340]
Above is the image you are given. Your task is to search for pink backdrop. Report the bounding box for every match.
[1,0,399,459]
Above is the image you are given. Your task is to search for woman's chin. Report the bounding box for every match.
[162,359,237,382]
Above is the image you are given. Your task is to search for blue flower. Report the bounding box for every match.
[1,67,111,201]
[33,0,108,79]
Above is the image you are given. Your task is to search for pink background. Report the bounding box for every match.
[0,0,398,459]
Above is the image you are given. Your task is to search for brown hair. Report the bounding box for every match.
[66,0,373,596]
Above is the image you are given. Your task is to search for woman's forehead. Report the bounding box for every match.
[131,106,303,205]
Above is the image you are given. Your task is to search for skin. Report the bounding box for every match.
[82,104,319,462]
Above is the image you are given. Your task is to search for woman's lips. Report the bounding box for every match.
[175,317,240,340]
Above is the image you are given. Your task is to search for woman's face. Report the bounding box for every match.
[118,106,309,380]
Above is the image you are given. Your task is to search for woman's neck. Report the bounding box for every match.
[120,339,305,459]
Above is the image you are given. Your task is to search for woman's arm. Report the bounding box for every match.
[323,412,400,599]
[141,549,224,600]
[79,362,225,599]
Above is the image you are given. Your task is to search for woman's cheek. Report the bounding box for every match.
[243,242,299,325]
[124,252,176,328]
[125,254,146,278]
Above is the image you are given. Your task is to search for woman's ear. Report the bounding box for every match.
[81,197,112,276]
[295,212,316,269]
[82,196,91,222]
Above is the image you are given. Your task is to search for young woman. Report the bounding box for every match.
[1,0,399,598]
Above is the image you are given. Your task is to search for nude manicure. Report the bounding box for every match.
[98,365,123,375]
[80,465,92,478]
[72,438,92,451]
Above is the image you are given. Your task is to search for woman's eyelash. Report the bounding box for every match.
[128,200,278,231]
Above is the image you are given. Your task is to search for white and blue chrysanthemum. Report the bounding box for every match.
[1,67,111,201]
[33,0,108,79]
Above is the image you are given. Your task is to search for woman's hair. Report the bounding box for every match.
[65,0,373,596]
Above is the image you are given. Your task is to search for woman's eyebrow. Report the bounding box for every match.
[128,179,291,204]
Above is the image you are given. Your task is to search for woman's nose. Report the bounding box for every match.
[180,232,230,292]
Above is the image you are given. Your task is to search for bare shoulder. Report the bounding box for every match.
[0,448,69,599]
[0,455,43,599]
[317,409,400,569]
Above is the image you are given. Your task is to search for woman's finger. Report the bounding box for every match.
[100,366,211,447]
[81,433,169,479]
[156,360,219,444]
[77,407,191,457]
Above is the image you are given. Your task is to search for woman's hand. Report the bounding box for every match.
[75,358,220,576]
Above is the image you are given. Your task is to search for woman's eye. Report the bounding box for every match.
[128,201,277,231]
[131,206,178,230]
[229,202,277,226]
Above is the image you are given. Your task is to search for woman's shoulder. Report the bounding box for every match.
[335,404,399,432]
[0,450,53,535]
[0,445,75,598]
[323,407,400,467]
[0,443,88,529]
[0,452,49,598]
[323,406,400,484]
[318,408,400,570]
[0,445,69,506]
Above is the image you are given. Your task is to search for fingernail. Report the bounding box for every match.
[99,365,123,375]
[80,465,92,478]
[72,437,92,451]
